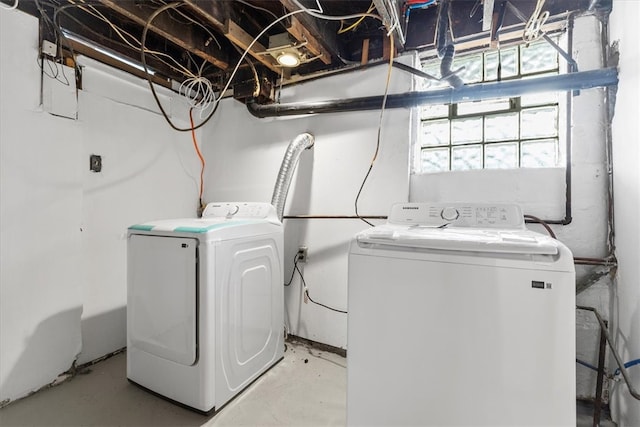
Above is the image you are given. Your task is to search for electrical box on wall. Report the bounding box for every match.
[89,155,102,172]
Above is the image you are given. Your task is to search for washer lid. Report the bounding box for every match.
[128,202,281,236]
[356,225,560,255]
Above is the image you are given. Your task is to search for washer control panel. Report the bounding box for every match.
[202,202,276,220]
[388,203,524,229]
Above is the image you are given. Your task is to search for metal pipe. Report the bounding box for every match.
[247,67,618,118]
[271,133,315,222]
[576,306,640,401]
[563,14,576,225]
[593,319,608,427]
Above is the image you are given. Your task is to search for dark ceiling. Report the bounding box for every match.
[8,0,611,102]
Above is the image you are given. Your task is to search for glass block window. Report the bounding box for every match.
[419,39,562,172]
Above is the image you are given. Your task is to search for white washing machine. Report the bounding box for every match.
[347,203,576,426]
[127,202,284,413]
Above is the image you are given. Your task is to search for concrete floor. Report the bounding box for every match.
[0,340,346,427]
[0,338,615,427]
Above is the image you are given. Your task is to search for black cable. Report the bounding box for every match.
[354,37,394,227]
[141,1,220,132]
[354,165,375,227]
[284,253,298,287]
[294,264,347,314]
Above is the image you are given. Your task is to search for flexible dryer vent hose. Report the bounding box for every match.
[271,133,315,221]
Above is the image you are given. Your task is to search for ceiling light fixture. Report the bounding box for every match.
[276,51,301,67]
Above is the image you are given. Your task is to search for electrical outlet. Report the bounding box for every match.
[42,40,57,57]
[89,154,102,172]
[297,246,308,263]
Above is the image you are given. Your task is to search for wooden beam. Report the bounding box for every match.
[224,19,281,73]
[279,0,339,64]
[361,38,370,65]
[286,16,332,65]
[182,0,228,32]
[97,0,228,70]
[55,12,186,82]
[184,0,281,73]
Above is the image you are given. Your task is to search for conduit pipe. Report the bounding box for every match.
[271,133,315,222]
[577,306,640,401]
[435,0,464,88]
[247,67,618,118]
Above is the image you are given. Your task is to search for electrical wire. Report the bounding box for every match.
[291,0,381,22]
[614,358,640,376]
[284,252,346,313]
[141,2,310,132]
[141,1,388,131]
[285,1,396,228]
[354,35,395,227]
[294,263,347,314]
[523,0,549,44]
[67,1,197,77]
[189,108,206,209]
[0,0,18,11]
[284,252,299,287]
[337,1,376,34]
[36,0,79,84]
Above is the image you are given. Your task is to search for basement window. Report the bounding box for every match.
[418,39,563,173]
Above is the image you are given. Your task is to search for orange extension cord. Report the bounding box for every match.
[189,108,206,210]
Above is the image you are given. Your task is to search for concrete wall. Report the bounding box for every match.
[0,9,198,403]
[609,1,640,425]
[201,56,416,348]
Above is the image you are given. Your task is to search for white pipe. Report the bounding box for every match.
[271,133,315,221]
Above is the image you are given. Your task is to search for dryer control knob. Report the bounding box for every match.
[226,204,239,218]
[440,207,460,221]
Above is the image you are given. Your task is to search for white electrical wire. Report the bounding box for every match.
[72,2,197,77]
[291,0,382,22]
[0,0,19,11]
[208,1,386,114]
[523,0,549,43]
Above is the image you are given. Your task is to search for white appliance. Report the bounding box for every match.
[347,203,576,426]
[127,202,284,414]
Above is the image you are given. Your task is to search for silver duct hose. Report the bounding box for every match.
[271,133,315,221]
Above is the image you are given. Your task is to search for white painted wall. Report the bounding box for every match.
[76,59,200,364]
[609,1,640,425]
[201,56,416,348]
[0,9,83,403]
[0,9,199,403]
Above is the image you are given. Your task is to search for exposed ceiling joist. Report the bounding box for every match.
[97,0,228,71]
[55,9,186,82]
[223,19,282,73]
[279,0,339,65]
[286,16,332,65]
[11,0,612,104]
[183,0,281,73]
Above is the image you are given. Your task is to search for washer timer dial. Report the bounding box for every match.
[440,207,460,221]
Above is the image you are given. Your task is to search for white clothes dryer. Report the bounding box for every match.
[348,203,576,426]
[127,202,284,413]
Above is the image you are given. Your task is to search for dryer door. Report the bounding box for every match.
[128,234,198,366]
[216,235,283,405]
